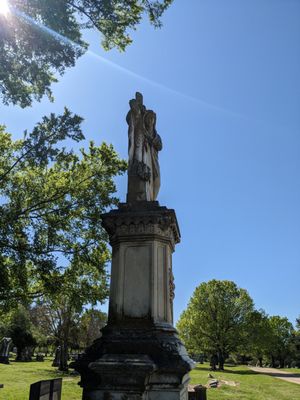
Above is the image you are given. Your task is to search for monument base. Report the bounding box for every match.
[72,201,194,399]
[73,322,193,400]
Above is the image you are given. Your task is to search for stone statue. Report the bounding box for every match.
[72,94,194,400]
[126,92,162,202]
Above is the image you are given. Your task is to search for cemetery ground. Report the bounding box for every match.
[1,361,300,400]
[0,358,81,400]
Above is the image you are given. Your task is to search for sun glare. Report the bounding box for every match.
[0,0,10,16]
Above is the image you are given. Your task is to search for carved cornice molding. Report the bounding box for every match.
[102,202,180,248]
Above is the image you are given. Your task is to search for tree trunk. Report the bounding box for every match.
[241,354,247,365]
[271,354,276,368]
[16,347,23,361]
[210,354,218,371]
[58,340,69,371]
[279,358,284,368]
[218,351,224,370]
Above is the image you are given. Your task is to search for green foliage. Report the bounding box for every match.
[0,0,173,107]
[238,309,271,365]
[0,109,127,311]
[266,315,294,367]
[29,302,107,370]
[177,280,254,368]
[8,305,37,360]
[78,308,107,347]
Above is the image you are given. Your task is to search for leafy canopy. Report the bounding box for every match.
[267,315,294,364]
[0,0,173,107]
[177,280,254,360]
[0,109,127,311]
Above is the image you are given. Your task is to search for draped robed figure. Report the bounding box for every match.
[126,92,162,202]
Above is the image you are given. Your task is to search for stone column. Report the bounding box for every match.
[107,201,177,326]
[73,201,193,400]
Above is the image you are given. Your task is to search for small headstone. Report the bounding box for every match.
[208,379,219,388]
[29,378,62,400]
[188,384,207,400]
[19,346,34,361]
[0,337,12,364]
[36,354,44,362]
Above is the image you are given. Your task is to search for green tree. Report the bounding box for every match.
[267,316,293,368]
[290,316,300,367]
[0,109,126,311]
[30,249,109,371]
[78,309,107,348]
[8,305,37,361]
[177,280,254,370]
[238,309,271,367]
[0,0,172,107]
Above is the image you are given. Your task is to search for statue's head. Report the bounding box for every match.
[144,110,156,132]
[129,98,138,110]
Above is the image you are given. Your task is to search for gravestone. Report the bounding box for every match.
[0,337,12,364]
[36,353,44,362]
[29,378,62,400]
[52,346,60,367]
[72,93,194,399]
[19,346,34,361]
[188,385,207,400]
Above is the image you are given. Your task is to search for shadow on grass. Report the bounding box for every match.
[34,368,79,378]
[6,360,79,379]
[254,371,300,379]
[194,365,258,376]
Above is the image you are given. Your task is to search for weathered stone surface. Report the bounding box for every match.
[127,93,162,202]
[72,94,193,399]
[75,324,192,399]
[102,202,179,326]
[73,203,193,399]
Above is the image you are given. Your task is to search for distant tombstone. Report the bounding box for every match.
[20,346,34,361]
[52,346,60,367]
[36,353,44,362]
[0,337,12,364]
[29,378,62,400]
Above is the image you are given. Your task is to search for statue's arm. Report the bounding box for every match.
[153,133,162,151]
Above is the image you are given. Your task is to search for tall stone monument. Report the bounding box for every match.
[74,93,193,399]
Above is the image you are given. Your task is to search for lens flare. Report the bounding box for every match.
[0,0,10,16]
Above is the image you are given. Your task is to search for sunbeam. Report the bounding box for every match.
[11,5,244,119]
[0,0,10,16]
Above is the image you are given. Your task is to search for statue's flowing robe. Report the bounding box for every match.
[148,132,162,200]
[126,99,162,201]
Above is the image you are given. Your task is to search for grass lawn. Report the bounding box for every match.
[282,367,300,374]
[190,363,300,400]
[0,359,81,400]
[1,360,300,400]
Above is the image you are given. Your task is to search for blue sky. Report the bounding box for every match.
[1,0,300,325]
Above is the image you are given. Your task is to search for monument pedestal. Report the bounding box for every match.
[73,202,193,399]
